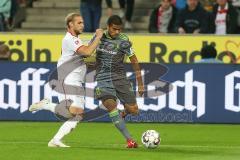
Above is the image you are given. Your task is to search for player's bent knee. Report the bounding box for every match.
[126,104,139,115]
[69,106,84,116]
[102,99,117,112]
[130,107,139,115]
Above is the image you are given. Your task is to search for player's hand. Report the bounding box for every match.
[138,84,144,97]
[95,29,104,39]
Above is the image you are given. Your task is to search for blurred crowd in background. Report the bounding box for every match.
[148,0,240,34]
[0,0,240,34]
[0,0,36,31]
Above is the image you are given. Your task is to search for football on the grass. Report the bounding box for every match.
[141,130,161,149]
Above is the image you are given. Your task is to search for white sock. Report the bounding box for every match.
[42,102,57,113]
[53,115,82,140]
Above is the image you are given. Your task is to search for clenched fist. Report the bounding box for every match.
[95,29,104,39]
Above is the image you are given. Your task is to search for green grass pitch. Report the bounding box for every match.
[0,122,239,160]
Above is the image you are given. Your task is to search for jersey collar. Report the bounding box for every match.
[104,30,119,40]
[105,30,112,39]
[67,30,78,38]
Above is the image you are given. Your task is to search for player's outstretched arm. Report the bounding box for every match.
[76,29,103,56]
[129,55,144,97]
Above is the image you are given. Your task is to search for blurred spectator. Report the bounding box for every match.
[25,0,37,7]
[195,44,223,63]
[232,0,240,33]
[175,0,187,10]
[206,11,215,33]
[80,0,112,32]
[118,0,135,29]
[212,0,238,34]
[9,0,19,30]
[0,44,10,60]
[201,0,215,11]
[232,0,240,6]
[176,0,208,34]
[15,0,34,7]
[0,13,4,31]
[0,0,11,31]
[148,0,177,33]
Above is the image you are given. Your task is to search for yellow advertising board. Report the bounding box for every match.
[130,35,240,63]
[0,33,239,63]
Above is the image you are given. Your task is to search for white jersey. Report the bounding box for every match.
[57,32,86,79]
[58,32,84,67]
[215,4,228,35]
[57,32,86,108]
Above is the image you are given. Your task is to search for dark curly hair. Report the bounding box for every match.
[107,15,123,26]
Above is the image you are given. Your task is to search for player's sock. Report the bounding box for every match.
[53,115,82,140]
[109,109,131,140]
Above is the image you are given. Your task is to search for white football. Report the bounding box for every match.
[141,130,161,149]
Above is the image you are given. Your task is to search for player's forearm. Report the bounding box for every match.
[85,37,101,55]
[132,63,143,85]
[130,55,143,85]
[136,72,143,86]
[77,37,101,56]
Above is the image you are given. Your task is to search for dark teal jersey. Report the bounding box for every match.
[95,31,134,82]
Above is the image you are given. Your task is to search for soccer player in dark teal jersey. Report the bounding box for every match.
[95,15,144,148]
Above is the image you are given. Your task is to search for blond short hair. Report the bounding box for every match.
[65,13,81,28]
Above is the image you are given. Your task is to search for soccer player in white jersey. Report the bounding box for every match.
[29,13,103,147]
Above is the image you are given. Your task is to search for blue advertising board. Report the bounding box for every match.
[0,62,239,123]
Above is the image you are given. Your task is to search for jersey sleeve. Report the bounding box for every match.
[125,45,135,57]
[120,41,135,57]
[119,33,135,57]
[68,37,84,52]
